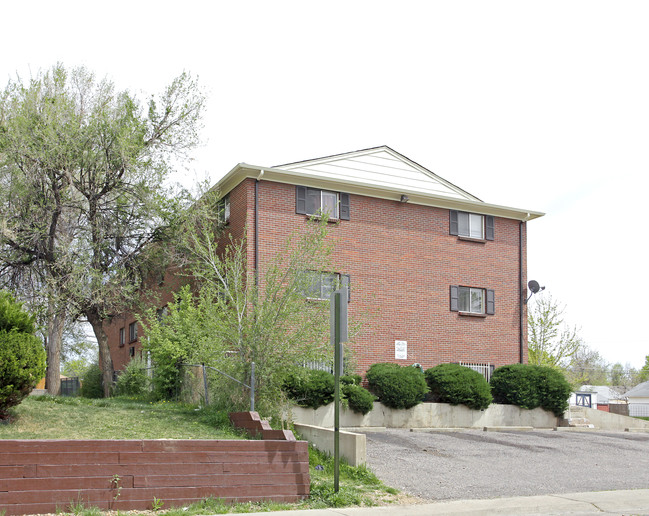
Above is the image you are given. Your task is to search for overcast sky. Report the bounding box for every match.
[3,1,648,369]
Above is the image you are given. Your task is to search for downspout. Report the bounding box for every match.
[519,221,524,363]
[254,170,264,287]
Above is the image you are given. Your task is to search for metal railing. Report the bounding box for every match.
[459,361,495,382]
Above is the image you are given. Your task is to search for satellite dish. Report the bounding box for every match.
[528,280,541,293]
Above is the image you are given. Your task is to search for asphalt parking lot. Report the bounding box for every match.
[361,428,649,501]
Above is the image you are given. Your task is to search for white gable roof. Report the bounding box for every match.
[217,146,544,221]
[625,381,649,398]
[274,146,481,203]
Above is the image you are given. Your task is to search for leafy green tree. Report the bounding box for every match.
[0,64,204,395]
[0,291,46,419]
[528,295,583,369]
[141,211,336,416]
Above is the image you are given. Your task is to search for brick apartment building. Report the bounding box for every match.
[106,146,543,376]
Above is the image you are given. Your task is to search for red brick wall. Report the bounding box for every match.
[105,267,186,372]
[0,439,309,515]
[106,177,528,376]
[243,178,528,374]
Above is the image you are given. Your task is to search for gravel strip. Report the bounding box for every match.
[362,428,649,501]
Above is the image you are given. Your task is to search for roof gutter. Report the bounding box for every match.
[218,163,544,222]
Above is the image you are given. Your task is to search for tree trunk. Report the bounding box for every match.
[87,308,114,398]
[45,302,65,396]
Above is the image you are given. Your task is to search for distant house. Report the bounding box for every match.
[570,385,626,412]
[106,146,543,376]
[623,381,649,417]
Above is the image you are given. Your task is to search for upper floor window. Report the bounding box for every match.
[450,210,494,240]
[450,286,495,315]
[217,195,230,224]
[296,186,350,220]
[303,271,350,302]
[156,306,169,322]
[129,321,138,342]
[119,327,125,347]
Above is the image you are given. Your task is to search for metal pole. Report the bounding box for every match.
[202,364,209,406]
[333,291,341,493]
[250,362,255,412]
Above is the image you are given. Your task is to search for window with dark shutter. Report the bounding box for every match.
[450,210,494,241]
[451,286,495,315]
[296,185,349,220]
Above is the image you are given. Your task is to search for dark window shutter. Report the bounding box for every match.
[486,289,495,315]
[450,285,459,311]
[340,193,350,220]
[306,187,320,215]
[450,210,459,236]
[485,216,495,241]
[296,186,307,214]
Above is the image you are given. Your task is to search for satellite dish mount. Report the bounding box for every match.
[525,280,545,304]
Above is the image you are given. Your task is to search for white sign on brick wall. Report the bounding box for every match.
[395,340,407,360]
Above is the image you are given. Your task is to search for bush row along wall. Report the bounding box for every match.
[0,439,309,515]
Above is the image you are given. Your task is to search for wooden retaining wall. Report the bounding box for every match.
[0,439,309,515]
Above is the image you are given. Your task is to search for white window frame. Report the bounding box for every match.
[458,286,485,314]
[129,321,138,342]
[318,190,339,219]
[458,212,484,239]
[217,195,230,224]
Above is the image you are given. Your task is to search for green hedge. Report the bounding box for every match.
[342,383,375,414]
[490,364,571,417]
[0,291,46,419]
[366,363,428,409]
[283,369,335,409]
[425,363,492,410]
[283,370,375,414]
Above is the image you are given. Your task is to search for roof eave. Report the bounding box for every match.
[217,163,544,222]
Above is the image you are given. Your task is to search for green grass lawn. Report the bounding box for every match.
[1,395,405,514]
[0,395,243,440]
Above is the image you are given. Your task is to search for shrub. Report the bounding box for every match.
[341,374,362,386]
[490,364,571,417]
[115,358,150,397]
[283,369,335,409]
[342,384,375,414]
[425,363,492,410]
[0,291,46,420]
[366,363,428,409]
[80,363,105,399]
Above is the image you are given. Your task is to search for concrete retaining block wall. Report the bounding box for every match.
[569,406,649,431]
[289,402,558,429]
[0,439,309,515]
[293,424,366,466]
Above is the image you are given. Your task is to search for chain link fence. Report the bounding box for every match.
[118,362,255,411]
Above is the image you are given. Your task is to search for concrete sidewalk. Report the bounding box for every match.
[232,489,649,515]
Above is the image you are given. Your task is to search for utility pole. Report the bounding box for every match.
[331,287,348,492]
